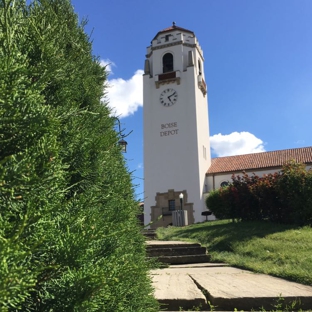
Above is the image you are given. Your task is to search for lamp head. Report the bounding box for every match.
[118,139,128,153]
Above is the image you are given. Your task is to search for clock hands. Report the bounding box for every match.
[168,91,177,104]
[160,88,177,106]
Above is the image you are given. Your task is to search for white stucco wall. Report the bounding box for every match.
[206,165,312,193]
[206,168,281,192]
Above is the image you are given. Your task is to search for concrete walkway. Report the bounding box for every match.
[151,260,312,311]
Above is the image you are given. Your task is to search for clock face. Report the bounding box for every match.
[160,88,178,106]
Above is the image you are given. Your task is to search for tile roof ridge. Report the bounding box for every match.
[208,146,312,174]
[211,146,312,159]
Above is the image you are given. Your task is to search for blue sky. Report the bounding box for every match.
[71,0,312,200]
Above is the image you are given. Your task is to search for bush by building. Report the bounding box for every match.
[206,161,312,226]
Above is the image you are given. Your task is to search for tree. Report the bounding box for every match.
[0,1,158,310]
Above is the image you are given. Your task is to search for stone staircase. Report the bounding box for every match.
[142,229,157,240]
[146,241,210,265]
[148,241,312,311]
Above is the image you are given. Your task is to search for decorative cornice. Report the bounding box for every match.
[146,42,204,61]
[155,77,180,88]
[151,40,184,51]
[155,71,181,88]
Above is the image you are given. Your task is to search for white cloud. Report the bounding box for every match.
[100,59,115,74]
[210,131,265,157]
[104,69,143,118]
[100,63,266,158]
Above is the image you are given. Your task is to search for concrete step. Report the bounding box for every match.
[157,254,211,265]
[152,265,312,311]
[147,241,201,248]
[146,240,210,265]
[152,268,206,311]
[147,242,201,249]
[147,246,207,257]
[142,230,157,240]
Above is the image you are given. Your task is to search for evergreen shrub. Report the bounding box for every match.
[0,1,158,311]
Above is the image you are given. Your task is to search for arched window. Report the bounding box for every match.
[163,53,173,73]
[220,181,229,188]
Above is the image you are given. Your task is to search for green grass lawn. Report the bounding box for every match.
[156,220,312,286]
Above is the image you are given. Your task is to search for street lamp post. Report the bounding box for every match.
[179,193,184,210]
[112,117,132,153]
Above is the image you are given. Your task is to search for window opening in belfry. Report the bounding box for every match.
[198,59,202,75]
[163,53,173,73]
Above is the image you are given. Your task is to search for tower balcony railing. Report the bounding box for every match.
[155,70,181,88]
[198,74,207,96]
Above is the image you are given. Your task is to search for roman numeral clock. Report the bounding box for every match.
[143,23,211,229]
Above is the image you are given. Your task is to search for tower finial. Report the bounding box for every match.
[172,21,176,27]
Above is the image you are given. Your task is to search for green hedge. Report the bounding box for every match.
[0,1,158,311]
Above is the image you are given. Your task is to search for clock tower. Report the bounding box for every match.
[143,24,211,228]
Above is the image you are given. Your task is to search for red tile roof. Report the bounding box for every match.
[152,24,194,41]
[207,147,312,174]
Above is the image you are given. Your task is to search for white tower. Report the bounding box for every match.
[143,24,211,228]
